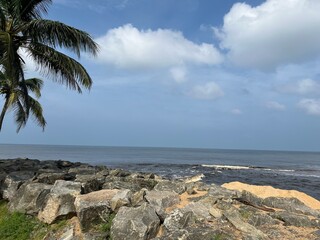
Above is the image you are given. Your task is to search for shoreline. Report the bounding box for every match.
[1,158,320,239]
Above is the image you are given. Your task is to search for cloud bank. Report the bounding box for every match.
[215,0,320,70]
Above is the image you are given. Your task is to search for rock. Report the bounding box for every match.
[111,189,132,211]
[110,169,131,177]
[183,174,205,183]
[145,190,180,220]
[111,203,160,240]
[75,174,105,194]
[238,206,278,227]
[209,207,223,218]
[154,181,186,194]
[74,189,119,231]
[68,166,97,175]
[208,184,240,199]
[131,188,147,207]
[34,172,75,184]
[263,197,320,217]
[223,209,267,239]
[240,190,264,207]
[38,180,82,224]
[183,201,212,221]
[9,182,52,215]
[163,209,195,232]
[270,211,320,228]
[1,171,35,201]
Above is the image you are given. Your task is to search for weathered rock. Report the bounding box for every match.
[223,209,267,239]
[1,171,35,201]
[110,189,132,211]
[208,184,240,199]
[74,189,119,231]
[183,201,212,221]
[111,203,160,240]
[238,206,278,227]
[9,182,52,215]
[209,207,223,218]
[163,209,195,232]
[34,172,75,184]
[263,197,320,217]
[75,174,105,194]
[68,166,97,175]
[154,181,186,194]
[38,180,82,224]
[131,188,147,207]
[145,190,180,219]
[110,169,131,177]
[270,211,320,228]
[240,190,264,207]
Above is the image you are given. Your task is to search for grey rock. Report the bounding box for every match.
[68,166,97,175]
[9,182,52,215]
[111,189,132,211]
[163,209,195,232]
[111,203,160,240]
[154,181,186,194]
[223,209,267,239]
[263,197,320,217]
[145,190,180,220]
[183,202,212,221]
[131,188,147,207]
[239,206,278,227]
[208,184,240,199]
[34,172,75,184]
[75,174,105,194]
[38,180,82,224]
[240,190,264,207]
[74,189,119,231]
[270,211,320,227]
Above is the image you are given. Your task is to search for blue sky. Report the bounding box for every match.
[1,0,320,151]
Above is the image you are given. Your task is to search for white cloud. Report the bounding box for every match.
[277,78,320,95]
[188,82,224,100]
[95,24,223,70]
[215,0,320,70]
[170,66,187,83]
[298,98,320,115]
[265,101,286,111]
[231,108,242,115]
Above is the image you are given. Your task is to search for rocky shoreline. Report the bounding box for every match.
[0,158,320,240]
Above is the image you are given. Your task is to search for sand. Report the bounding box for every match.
[222,181,320,210]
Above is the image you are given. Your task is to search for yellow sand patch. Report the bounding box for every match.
[222,181,320,210]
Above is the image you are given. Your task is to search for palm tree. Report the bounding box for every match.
[0,70,46,132]
[0,0,98,131]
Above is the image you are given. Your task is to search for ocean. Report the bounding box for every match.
[1,144,320,199]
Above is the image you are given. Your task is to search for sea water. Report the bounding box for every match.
[1,144,320,199]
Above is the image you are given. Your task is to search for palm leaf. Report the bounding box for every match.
[24,19,98,57]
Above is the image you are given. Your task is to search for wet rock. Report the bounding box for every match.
[145,190,180,220]
[74,189,119,231]
[163,209,195,232]
[154,181,186,194]
[9,182,52,215]
[270,211,320,227]
[38,180,82,224]
[111,203,160,240]
[111,189,132,211]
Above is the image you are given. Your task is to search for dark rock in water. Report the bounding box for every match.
[145,190,180,220]
[263,197,320,217]
[38,180,82,224]
[9,182,52,215]
[163,209,195,232]
[74,189,119,231]
[154,180,186,194]
[111,203,160,240]
[270,211,320,228]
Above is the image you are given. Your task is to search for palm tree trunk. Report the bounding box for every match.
[0,97,9,131]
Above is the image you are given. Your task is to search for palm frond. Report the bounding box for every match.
[27,43,93,92]
[25,19,99,57]
[12,0,52,20]
[23,78,43,98]
[28,95,46,130]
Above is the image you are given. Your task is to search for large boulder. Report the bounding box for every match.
[145,190,180,220]
[75,174,105,194]
[74,189,119,231]
[163,209,195,232]
[154,181,186,194]
[110,189,132,211]
[38,180,82,224]
[9,182,52,215]
[34,172,75,184]
[111,203,160,240]
[270,211,320,228]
